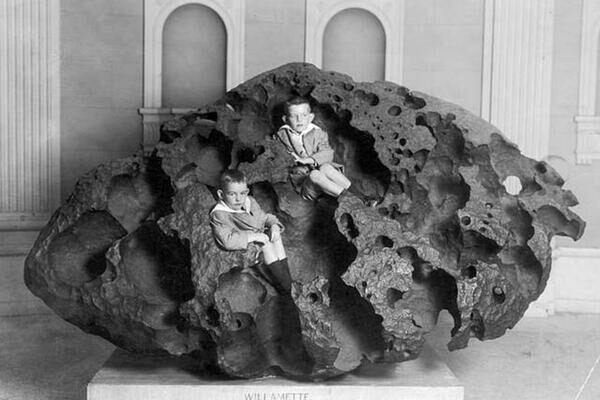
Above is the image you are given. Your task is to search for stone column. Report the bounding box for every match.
[481,0,556,316]
[0,0,60,229]
[574,0,600,164]
[481,0,554,161]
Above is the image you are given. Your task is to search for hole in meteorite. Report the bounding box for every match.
[353,89,379,106]
[413,149,429,171]
[399,137,407,146]
[469,309,485,339]
[231,312,253,331]
[375,235,394,248]
[386,288,405,308]
[236,145,265,164]
[535,162,547,174]
[337,109,352,122]
[308,292,320,303]
[311,102,391,198]
[340,213,360,239]
[387,340,395,351]
[462,230,501,261]
[387,106,402,116]
[461,216,472,226]
[206,304,220,327]
[404,92,426,109]
[492,286,506,303]
[463,265,477,279]
[120,222,195,303]
[397,246,418,263]
[336,81,354,91]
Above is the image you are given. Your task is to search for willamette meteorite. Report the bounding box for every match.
[25,63,585,379]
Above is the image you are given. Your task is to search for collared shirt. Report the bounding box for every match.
[211,198,252,215]
[209,196,283,250]
[276,123,335,166]
[283,123,317,159]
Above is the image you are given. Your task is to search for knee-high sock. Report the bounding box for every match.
[267,258,292,294]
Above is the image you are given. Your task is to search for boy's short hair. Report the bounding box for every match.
[219,169,247,189]
[284,96,311,115]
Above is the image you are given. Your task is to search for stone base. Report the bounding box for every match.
[87,345,463,400]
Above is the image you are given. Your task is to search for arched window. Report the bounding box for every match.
[305,0,404,84]
[140,0,245,152]
[322,8,385,82]
[162,4,226,107]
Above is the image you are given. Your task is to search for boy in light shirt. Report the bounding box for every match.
[210,169,290,293]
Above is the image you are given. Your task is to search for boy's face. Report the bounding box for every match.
[218,181,249,211]
[284,103,314,133]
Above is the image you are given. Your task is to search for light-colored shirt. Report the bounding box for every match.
[276,123,335,166]
[209,196,282,250]
[286,123,316,159]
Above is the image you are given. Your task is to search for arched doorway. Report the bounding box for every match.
[322,8,386,82]
[161,4,226,107]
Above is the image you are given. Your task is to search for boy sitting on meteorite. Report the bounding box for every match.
[209,169,291,294]
[275,97,352,201]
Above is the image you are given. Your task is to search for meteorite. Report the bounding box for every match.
[25,63,585,379]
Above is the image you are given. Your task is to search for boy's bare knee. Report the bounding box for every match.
[309,169,323,182]
[320,163,335,174]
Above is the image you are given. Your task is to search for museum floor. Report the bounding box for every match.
[1,310,598,399]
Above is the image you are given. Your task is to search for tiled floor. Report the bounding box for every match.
[1,310,599,400]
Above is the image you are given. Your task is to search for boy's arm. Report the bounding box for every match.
[249,197,284,232]
[275,127,294,154]
[210,212,250,250]
[309,127,335,165]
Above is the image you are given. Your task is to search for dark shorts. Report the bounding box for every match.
[289,164,320,200]
[289,163,347,200]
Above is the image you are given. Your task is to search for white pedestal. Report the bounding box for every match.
[88,345,463,400]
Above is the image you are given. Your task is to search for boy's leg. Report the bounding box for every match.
[261,241,291,294]
[272,238,287,260]
[268,258,292,294]
[308,169,345,197]
[320,163,351,191]
[261,242,278,265]
[300,176,320,201]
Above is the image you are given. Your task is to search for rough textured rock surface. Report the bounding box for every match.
[25,63,585,379]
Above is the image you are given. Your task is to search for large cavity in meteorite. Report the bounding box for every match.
[25,63,585,379]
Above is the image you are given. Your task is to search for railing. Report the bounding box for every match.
[138,107,196,153]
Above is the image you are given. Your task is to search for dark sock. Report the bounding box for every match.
[268,259,292,295]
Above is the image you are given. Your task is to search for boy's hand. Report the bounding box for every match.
[269,225,281,242]
[296,157,315,165]
[250,233,270,244]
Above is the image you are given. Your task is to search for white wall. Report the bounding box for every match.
[162,4,227,107]
[60,0,144,200]
[403,0,484,116]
